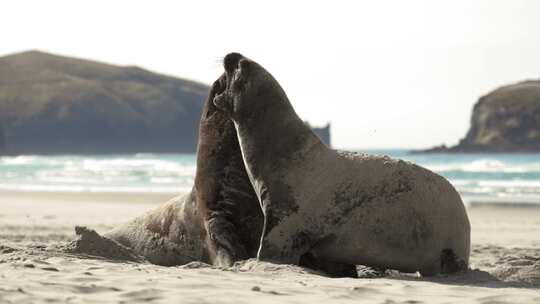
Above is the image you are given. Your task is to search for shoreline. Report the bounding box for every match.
[1,189,540,247]
[2,189,540,208]
[0,189,179,205]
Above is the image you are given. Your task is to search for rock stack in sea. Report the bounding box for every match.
[418,79,540,153]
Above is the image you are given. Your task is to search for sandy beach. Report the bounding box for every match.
[1,190,539,303]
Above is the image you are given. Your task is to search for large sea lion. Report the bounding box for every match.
[213,52,471,275]
[104,75,263,266]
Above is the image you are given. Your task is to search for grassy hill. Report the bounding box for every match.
[0,50,209,154]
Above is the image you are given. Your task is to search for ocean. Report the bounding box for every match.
[2,150,540,205]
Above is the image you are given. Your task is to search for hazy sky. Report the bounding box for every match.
[2,0,540,149]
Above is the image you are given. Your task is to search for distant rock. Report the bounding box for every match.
[416,80,540,153]
[0,50,331,155]
[308,122,331,147]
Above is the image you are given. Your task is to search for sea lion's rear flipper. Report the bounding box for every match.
[299,252,358,278]
[420,248,468,276]
[440,248,468,274]
[66,226,143,262]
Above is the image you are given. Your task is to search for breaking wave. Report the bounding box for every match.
[2,151,540,205]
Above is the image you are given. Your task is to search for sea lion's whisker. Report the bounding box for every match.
[212,57,224,67]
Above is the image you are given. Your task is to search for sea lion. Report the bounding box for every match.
[194,74,263,266]
[213,52,471,275]
[104,75,263,266]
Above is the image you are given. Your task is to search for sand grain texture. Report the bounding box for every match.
[1,191,540,303]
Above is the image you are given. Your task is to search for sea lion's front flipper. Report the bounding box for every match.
[205,216,248,266]
[257,208,313,265]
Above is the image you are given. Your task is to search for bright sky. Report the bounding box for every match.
[2,0,540,149]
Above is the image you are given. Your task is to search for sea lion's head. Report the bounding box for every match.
[200,73,227,122]
[213,53,288,120]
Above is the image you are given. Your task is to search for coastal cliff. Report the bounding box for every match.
[418,80,540,153]
[0,51,331,155]
[0,50,208,154]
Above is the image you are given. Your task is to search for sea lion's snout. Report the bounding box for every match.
[224,52,243,73]
[214,52,258,116]
[214,53,247,114]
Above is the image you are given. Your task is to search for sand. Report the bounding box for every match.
[1,190,539,303]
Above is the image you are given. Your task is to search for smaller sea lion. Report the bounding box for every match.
[104,76,263,266]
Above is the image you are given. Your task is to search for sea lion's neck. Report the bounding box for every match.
[233,101,326,200]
